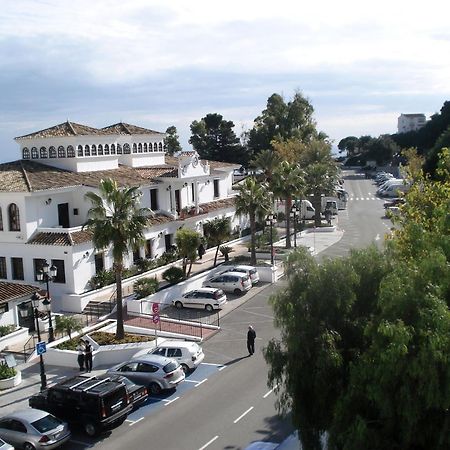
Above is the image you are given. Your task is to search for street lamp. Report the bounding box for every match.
[289,205,299,248]
[265,213,276,265]
[18,293,47,391]
[37,261,57,342]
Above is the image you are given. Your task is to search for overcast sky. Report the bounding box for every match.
[1,0,449,162]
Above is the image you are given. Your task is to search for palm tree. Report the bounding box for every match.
[84,178,150,339]
[235,177,272,265]
[175,228,202,277]
[55,315,82,339]
[203,217,231,267]
[270,161,305,248]
[250,149,281,183]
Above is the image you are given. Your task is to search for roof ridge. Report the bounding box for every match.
[121,122,132,134]
[67,121,77,135]
[19,160,33,192]
[68,231,74,245]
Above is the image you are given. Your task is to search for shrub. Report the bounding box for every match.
[89,331,154,346]
[0,364,16,380]
[0,325,16,338]
[134,277,159,299]
[55,316,83,339]
[162,266,184,284]
[219,245,233,262]
[241,227,251,237]
[157,249,179,266]
[277,211,285,222]
[135,258,158,273]
[88,269,115,289]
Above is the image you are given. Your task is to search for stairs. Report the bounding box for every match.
[82,300,115,319]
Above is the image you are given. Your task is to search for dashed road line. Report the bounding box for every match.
[198,435,219,450]
[165,396,179,405]
[233,406,254,423]
[128,417,144,426]
[263,385,278,398]
[195,378,208,387]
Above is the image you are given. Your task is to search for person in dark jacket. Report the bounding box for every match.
[247,325,256,356]
[84,340,93,372]
[198,243,206,260]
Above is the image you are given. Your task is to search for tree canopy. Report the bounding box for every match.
[164,126,182,155]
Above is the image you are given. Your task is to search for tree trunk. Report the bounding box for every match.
[214,244,220,267]
[187,259,193,277]
[285,195,293,249]
[250,214,257,265]
[313,193,322,227]
[115,264,125,340]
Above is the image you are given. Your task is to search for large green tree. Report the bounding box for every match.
[234,177,272,265]
[189,113,246,164]
[203,217,231,267]
[175,228,202,277]
[84,179,150,339]
[164,126,182,155]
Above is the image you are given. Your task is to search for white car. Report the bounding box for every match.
[204,271,252,294]
[147,340,205,372]
[221,265,260,284]
[172,288,227,311]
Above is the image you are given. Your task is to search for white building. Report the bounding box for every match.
[397,113,426,133]
[0,121,244,318]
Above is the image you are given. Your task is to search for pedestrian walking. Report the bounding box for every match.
[76,342,85,371]
[247,325,256,356]
[84,340,93,372]
[198,243,205,260]
[324,208,332,226]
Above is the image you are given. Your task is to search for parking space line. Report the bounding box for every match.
[263,384,278,398]
[201,362,223,367]
[233,406,254,423]
[184,379,201,383]
[218,365,226,371]
[165,396,180,405]
[129,417,144,426]
[198,435,219,450]
[195,378,208,387]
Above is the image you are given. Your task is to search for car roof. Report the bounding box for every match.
[5,408,49,422]
[156,340,200,349]
[187,287,220,294]
[220,271,249,278]
[131,354,176,366]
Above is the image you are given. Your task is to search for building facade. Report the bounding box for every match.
[397,113,426,133]
[0,121,245,314]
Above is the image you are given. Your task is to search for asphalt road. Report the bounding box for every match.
[65,169,394,450]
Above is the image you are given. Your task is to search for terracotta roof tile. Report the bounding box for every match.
[147,214,174,226]
[27,232,72,246]
[0,282,40,304]
[15,121,103,139]
[70,230,93,245]
[101,122,164,135]
[198,197,235,214]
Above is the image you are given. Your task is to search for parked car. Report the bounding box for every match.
[383,197,405,209]
[221,265,260,284]
[385,206,401,218]
[172,288,227,311]
[29,375,132,437]
[0,438,13,450]
[143,340,205,372]
[0,409,71,450]
[107,354,185,395]
[97,374,148,409]
[203,272,252,294]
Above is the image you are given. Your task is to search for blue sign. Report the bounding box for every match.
[36,341,47,355]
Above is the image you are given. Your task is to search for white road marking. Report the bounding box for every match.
[184,379,201,383]
[375,234,380,241]
[201,362,224,367]
[198,435,219,450]
[233,406,254,423]
[218,365,227,371]
[263,385,278,398]
[195,378,208,387]
[129,417,144,426]
[165,396,179,405]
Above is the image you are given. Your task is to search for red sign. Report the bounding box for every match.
[152,303,160,314]
[152,314,160,324]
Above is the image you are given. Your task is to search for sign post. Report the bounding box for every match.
[152,303,160,341]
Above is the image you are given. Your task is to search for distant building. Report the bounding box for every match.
[397,113,426,133]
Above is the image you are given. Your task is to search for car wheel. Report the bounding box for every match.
[205,304,213,312]
[181,363,189,373]
[175,301,183,309]
[234,288,242,295]
[149,383,162,395]
[83,419,98,437]
[23,443,35,450]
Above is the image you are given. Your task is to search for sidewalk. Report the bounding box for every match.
[0,222,343,415]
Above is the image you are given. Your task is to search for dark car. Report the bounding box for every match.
[97,374,148,408]
[29,375,133,437]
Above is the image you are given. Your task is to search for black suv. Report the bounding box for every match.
[29,375,133,436]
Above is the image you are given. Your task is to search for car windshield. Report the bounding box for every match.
[214,290,225,299]
[32,415,63,433]
[163,361,179,373]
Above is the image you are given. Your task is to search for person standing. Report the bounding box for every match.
[198,243,205,260]
[76,342,85,371]
[84,340,93,372]
[247,325,256,356]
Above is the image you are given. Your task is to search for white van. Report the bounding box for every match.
[321,197,338,215]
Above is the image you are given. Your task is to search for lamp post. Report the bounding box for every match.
[290,205,299,248]
[18,293,47,391]
[265,213,275,265]
[37,261,57,343]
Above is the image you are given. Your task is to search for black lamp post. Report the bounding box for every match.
[18,293,47,391]
[265,213,275,265]
[289,205,299,248]
[37,261,57,343]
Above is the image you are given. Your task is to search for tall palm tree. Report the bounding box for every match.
[250,149,281,183]
[203,217,231,267]
[270,161,305,249]
[235,177,272,265]
[84,178,150,339]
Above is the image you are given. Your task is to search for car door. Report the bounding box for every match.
[209,275,225,291]
[183,291,198,309]
[152,347,167,357]
[166,347,183,364]
[135,362,159,385]
[117,362,139,384]
[0,419,27,448]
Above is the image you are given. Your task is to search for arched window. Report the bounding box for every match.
[91,145,97,156]
[57,146,66,158]
[31,147,38,159]
[138,143,143,153]
[154,143,159,151]
[132,143,137,153]
[116,143,122,154]
[98,144,104,155]
[67,145,75,157]
[8,203,20,231]
[0,207,3,231]
[143,143,148,152]
[39,147,48,158]
[22,148,30,159]
[49,146,57,158]
[158,142,163,151]
[104,144,109,155]
[77,145,83,157]
[84,145,90,157]
[123,143,131,154]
